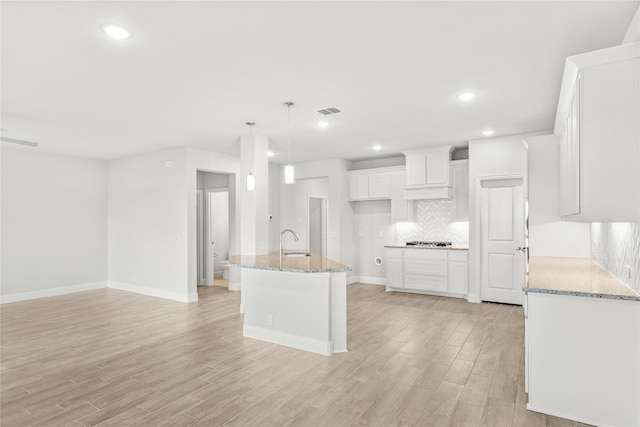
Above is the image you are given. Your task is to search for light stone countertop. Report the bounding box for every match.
[229,251,351,273]
[384,244,469,251]
[525,256,640,301]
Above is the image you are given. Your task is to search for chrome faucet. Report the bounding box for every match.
[280,228,299,262]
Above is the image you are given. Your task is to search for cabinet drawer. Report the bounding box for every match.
[449,250,468,262]
[405,274,448,292]
[403,249,448,261]
[404,259,447,276]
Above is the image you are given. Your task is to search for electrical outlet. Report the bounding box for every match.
[267,314,273,326]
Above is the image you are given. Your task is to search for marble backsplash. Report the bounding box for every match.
[591,222,640,294]
[395,199,469,245]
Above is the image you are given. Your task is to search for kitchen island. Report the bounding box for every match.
[229,251,351,356]
[524,256,640,427]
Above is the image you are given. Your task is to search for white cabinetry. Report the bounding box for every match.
[404,250,448,293]
[385,248,468,298]
[386,249,404,288]
[450,160,469,221]
[348,168,397,201]
[390,171,414,222]
[555,42,639,222]
[449,251,469,297]
[402,146,454,200]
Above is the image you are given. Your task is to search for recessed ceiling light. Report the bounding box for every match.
[267,151,275,157]
[482,129,495,136]
[372,145,382,151]
[100,24,133,40]
[318,121,329,128]
[458,92,476,102]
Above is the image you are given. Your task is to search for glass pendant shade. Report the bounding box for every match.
[284,164,295,185]
[246,172,256,191]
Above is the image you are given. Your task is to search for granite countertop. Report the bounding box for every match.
[525,256,640,301]
[384,244,469,251]
[228,251,351,273]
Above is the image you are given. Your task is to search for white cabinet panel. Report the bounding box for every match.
[405,156,426,186]
[556,43,639,222]
[426,151,449,185]
[390,172,414,222]
[386,252,403,289]
[348,167,398,201]
[368,172,390,199]
[451,160,469,221]
[405,274,448,293]
[449,261,468,296]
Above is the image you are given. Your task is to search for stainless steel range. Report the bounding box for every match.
[405,241,452,247]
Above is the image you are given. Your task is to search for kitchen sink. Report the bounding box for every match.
[285,252,311,257]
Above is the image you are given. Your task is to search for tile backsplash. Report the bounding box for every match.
[591,222,640,293]
[395,199,469,245]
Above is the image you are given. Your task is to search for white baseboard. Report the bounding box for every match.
[467,292,480,303]
[228,281,241,291]
[0,281,108,304]
[526,404,602,427]
[349,276,387,286]
[108,282,197,303]
[243,325,332,356]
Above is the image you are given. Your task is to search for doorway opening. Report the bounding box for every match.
[478,177,526,305]
[308,196,328,257]
[197,171,231,290]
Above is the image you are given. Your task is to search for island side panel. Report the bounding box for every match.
[242,268,333,355]
[527,291,640,427]
[331,271,347,353]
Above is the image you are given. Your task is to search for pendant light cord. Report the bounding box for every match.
[287,104,292,164]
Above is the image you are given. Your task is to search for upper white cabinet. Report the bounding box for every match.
[348,166,401,201]
[450,159,469,221]
[390,171,414,222]
[555,42,640,222]
[402,146,454,200]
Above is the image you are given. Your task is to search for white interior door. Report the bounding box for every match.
[207,189,229,283]
[480,178,526,305]
[308,196,327,257]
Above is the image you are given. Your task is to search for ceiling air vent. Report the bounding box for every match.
[316,106,343,116]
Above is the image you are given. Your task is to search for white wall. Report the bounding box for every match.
[108,147,192,301]
[525,134,590,257]
[187,147,241,294]
[277,159,355,275]
[1,148,108,301]
[468,131,545,302]
[622,5,639,44]
[280,177,329,251]
[353,200,396,284]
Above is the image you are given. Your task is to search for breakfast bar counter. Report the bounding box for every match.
[523,256,640,427]
[229,251,351,356]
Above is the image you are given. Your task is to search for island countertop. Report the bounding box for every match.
[229,251,351,273]
[525,256,640,301]
[384,244,469,250]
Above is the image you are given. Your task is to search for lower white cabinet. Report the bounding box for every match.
[449,251,469,296]
[386,249,404,288]
[385,248,468,298]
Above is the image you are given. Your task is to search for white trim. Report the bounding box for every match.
[349,276,387,286]
[0,281,108,304]
[467,292,480,303]
[228,281,241,291]
[526,405,605,427]
[243,325,333,356]
[108,281,197,303]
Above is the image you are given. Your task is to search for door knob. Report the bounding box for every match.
[516,247,529,252]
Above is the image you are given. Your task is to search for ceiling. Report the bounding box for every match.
[1,1,637,162]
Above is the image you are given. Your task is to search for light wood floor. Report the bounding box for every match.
[0,284,589,427]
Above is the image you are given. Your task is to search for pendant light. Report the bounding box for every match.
[283,101,295,185]
[246,122,256,191]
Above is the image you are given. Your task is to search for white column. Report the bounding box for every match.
[240,133,269,256]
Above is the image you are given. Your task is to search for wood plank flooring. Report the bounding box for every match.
[1,284,589,426]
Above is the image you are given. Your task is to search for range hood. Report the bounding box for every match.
[402,146,453,200]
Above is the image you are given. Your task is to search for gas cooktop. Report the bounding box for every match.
[405,241,452,247]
